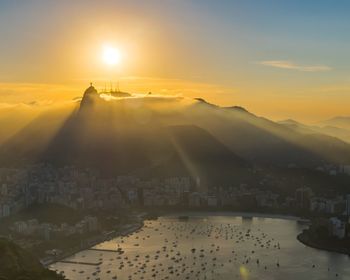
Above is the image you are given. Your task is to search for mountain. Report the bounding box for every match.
[40,108,248,186]
[319,116,350,130]
[278,119,316,134]
[279,119,350,144]
[1,85,350,181]
[0,238,64,280]
[0,87,248,186]
[140,125,250,186]
[318,125,350,143]
[185,100,350,166]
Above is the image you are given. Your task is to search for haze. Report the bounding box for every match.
[1,0,350,122]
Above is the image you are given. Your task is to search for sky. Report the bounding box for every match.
[0,0,350,122]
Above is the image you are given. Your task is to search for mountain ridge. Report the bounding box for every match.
[1,86,350,180]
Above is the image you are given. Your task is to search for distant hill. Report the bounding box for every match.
[279,119,350,144]
[319,116,350,130]
[186,99,350,167]
[278,119,316,134]
[0,238,64,280]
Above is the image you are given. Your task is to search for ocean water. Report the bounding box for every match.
[49,214,350,280]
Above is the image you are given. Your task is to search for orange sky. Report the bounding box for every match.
[1,1,349,123]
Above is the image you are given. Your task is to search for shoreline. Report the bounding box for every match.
[297,231,350,256]
[47,211,302,266]
[162,210,302,221]
[49,211,330,268]
[44,219,144,267]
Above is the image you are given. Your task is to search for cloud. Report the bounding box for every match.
[0,78,236,109]
[0,82,79,105]
[99,92,183,102]
[258,60,332,72]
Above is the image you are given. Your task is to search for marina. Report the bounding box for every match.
[49,213,350,280]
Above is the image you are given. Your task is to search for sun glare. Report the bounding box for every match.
[102,45,121,66]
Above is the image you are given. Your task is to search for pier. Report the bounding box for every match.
[88,248,121,253]
[58,260,102,266]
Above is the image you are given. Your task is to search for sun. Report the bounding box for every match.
[102,45,121,66]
